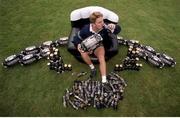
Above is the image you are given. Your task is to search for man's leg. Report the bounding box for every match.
[79,51,97,78]
[79,51,92,65]
[94,46,107,83]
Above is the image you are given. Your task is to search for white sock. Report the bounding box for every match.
[102,76,107,83]
[89,64,95,70]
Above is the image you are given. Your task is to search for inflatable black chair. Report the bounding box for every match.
[67,6,120,63]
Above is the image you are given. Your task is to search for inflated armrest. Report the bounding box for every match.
[67,28,80,56]
[105,35,118,57]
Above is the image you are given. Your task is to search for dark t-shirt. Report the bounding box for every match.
[72,24,121,50]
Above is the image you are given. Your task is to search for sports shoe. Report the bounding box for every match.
[90,68,97,78]
[102,77,107,83]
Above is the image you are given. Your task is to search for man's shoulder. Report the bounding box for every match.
[80,24,91,36]
[81,24,90,31]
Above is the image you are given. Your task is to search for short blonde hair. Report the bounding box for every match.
[89,12,103,23]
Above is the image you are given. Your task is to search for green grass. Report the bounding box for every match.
[0,0,180,116]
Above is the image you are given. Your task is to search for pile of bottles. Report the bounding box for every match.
[2,38,68,68]
[114,41,142,71]
[63,72,127,110]
[117,37,176,69]
[47,47,72,73]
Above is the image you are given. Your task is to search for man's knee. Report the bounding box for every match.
[80,52,89,57]
[96,54,105,63]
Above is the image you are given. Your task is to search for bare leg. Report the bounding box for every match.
[79,49,97,78]
[80,51,93,65]
[94,46,106,76]
[77,45,93,65]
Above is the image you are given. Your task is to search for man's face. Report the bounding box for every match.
[94,17,104,30]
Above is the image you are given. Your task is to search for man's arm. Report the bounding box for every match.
[106,23,121,35]
[113,24,121,35]
[72,31,84,48]
[72,25,90,48]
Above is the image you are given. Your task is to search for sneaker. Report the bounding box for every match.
[90,68,97,78]
[102,77,107,83]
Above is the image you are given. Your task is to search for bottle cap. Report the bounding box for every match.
[115,64,119,67]
[68,64,72,67]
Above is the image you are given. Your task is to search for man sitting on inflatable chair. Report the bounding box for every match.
[72,11,121,83]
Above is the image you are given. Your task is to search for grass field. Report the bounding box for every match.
[0,0,180,116]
